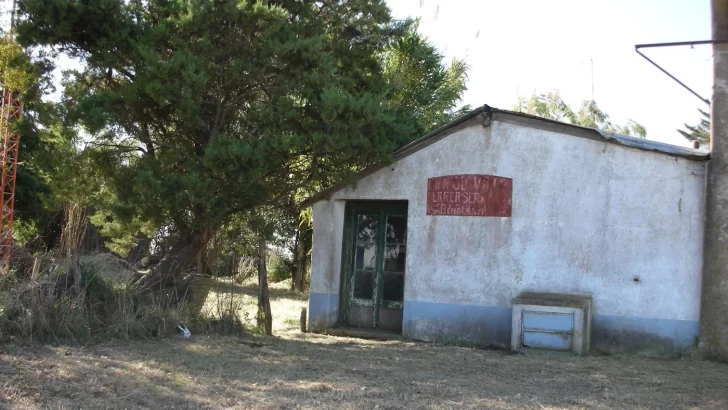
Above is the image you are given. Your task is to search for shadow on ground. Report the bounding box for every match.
[2,332,727,409]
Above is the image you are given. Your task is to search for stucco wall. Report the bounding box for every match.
[309,119,706,351]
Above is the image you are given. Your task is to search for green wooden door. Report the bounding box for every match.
[342,202,407,331]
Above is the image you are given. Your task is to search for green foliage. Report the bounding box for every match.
[12,218,40,248]
[267,251,293,283]
[0,37,34,91]
[15,0,389,236]
[513,90,576,123]
[16,0,468,257]
[514,91,647,138]
[382,19,470,138]
[88,206,156,256]
[679,108,710,148]
[0,34,72,243]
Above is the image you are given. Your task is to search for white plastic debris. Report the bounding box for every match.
[177,323,191,338]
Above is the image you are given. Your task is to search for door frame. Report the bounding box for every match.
[338,200,408,329]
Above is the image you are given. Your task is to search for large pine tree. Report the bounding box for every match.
[15,1,468,292]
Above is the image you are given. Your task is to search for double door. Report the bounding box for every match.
[342,202,407,332]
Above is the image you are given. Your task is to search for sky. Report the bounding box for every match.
[386,0,712,147]
[1,1,710,147]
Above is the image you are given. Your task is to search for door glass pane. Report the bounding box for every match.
[357,213,378,243]
[383,215,406,274]
[383,214,406,302]
[355,242,377,270]
[385,215,407,244]
[353,213,378,299]
[354,270,374,299]
[383,245,406,272]
[383,272,404,301]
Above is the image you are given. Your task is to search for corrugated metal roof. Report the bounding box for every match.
[302,104,708,207]
[594,129,706,159]
[487,106,708,161]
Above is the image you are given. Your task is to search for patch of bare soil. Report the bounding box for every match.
[2,281,727,409]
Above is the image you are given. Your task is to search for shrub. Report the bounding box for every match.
[3,286,93,343]
[234,254,257,284]
[210,252,239,278]
[0,252,252,344]
[0,254,187,343]
[267,251,293,283]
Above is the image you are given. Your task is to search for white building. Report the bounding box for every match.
[304,105,707,352]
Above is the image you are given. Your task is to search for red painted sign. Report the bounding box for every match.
[427,174,512,217]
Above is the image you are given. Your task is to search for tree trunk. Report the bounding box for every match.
[298,249,307,291]
[197,229,216,277]
[134,231,206,297]
[197,247,208,277]
[291,228,300,291]
[82,215,105,253]
[257,233,273,335]
[297,228,311,291]
[127,234,151,264]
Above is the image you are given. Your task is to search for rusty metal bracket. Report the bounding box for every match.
[635,39,728,105]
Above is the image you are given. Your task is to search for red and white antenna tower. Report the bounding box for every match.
[0,88,22,273]
[0,0,22,274]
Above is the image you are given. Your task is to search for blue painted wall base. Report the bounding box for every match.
[307,294,698,352]
[592,313,698,352]
[308,292,339,331]
[403,300,513,346]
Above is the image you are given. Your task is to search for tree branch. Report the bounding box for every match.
[88,141,146,154]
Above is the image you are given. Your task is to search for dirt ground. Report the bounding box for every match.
[1,281,728,410]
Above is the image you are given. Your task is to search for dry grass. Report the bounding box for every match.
[0,254,185,343]
[202,278,307,334]
[2,280,728,409]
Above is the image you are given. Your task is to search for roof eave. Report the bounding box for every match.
[301,105,709,207]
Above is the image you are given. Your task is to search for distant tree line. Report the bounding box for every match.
[513,90,647,138]
[679,109,710,149]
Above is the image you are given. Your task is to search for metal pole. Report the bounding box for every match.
[700,0,728,361]
[634,39,728,105]
[635,48,710,105]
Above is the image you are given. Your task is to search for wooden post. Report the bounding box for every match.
[300,307,307,333]
[298,229,310,291]
[257,234,273,336]
[69,249,83,303]
[30,257,40,280]
[291,227,300,291]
